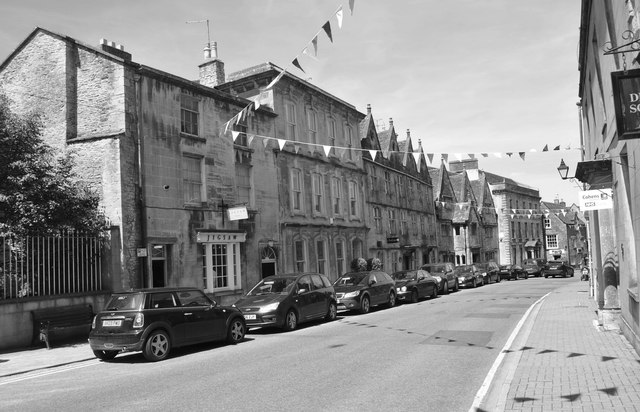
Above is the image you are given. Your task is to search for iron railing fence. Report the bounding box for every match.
[1,232,104,300]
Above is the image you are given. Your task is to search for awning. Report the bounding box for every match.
[524,240,539,248]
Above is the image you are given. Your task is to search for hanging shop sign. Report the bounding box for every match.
[227,206,249,221]
[579,189,613,211]
[611,68,640,140]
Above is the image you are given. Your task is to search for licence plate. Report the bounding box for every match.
[102,320,122,327]
[244,314,256,320]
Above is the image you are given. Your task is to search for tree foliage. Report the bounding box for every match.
[0,94,108,237]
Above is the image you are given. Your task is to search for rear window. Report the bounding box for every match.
[105,293,144,311]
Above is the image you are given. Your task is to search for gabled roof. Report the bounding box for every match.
[541,200,578,225]
[448,172,467,202]
[429,167,443,198]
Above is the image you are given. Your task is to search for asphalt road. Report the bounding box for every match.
[2,276,572,412]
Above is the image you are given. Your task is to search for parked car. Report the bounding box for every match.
[420,262,458,294]
[89,287,246,362]
[498,264,528,280]
[454,265,484,288]
[234,273,337,331]
[476,262,500,284]
[545,260,574,278]
[523,259,547,277]
[334,270,396,314]
[391,269,439,303]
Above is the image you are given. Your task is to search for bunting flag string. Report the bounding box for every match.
[222,2,355,133]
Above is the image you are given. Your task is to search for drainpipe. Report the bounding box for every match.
[134,73,148,288]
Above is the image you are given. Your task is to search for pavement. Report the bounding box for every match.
[2,279,640,412]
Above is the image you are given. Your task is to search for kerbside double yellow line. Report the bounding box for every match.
[0,359,101,386]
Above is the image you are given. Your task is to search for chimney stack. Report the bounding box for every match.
[99,38,131,61]
[366,104,371,115]
[199,41,225,87]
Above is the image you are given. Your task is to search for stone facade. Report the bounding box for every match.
[360,111,438,273]
[485,171,544,265]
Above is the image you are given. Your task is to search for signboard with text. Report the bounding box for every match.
[611,69,640,140]
[579,189,613,211]
[227,206,248,221]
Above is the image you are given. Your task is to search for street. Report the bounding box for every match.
[1,277,571,412]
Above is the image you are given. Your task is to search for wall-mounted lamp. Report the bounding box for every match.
[557,158,571,180]
[267,240,274,248]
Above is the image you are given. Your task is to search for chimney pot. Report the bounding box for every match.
[366,104,371,115]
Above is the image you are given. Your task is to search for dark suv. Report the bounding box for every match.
[89,288,246,362]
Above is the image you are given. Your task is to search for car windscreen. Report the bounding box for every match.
[456,267,473,274]
[423,265,444,274]
[247,278,296,296]
[335,273,367,286]
[105,294,144,311]
[392,272,416,281]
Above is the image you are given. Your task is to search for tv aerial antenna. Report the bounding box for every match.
[186,19,212,49]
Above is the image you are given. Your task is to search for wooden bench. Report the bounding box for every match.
[31,304,94,349]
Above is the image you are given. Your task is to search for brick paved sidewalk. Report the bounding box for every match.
[480,279,640,412]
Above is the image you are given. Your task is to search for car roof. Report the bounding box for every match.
[113,287,201,294]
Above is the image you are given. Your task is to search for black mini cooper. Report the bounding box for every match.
[89,287,246,362]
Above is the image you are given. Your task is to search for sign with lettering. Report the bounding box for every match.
[579,189,613,211]
[611,69,640,140]
[227,206,248,221]
[197,231,247,243]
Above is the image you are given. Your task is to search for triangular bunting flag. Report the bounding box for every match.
[442,153,449,163]
[511,214,516,219]
[369,150,377,160]
[529,209,533,214]
[427,153,434,164]
[506,152,513,157]
[277,139,287,151]
[292,57,305,73]
[543,144,549,151]
[231,131,240,142]
[247,134,255,146]
[253,98,261,111]
[519,152,526,160]
[262,137,270,149]
[512,209,517,214]
[223,120,231,135]
[311,36,318,56]
[565,144,571,150]
[323,21,333,42]
[302,47,319,61]
[481,153,488,157]
[468,154,475,159]
[349,0,355,15]
[323,145,332,157]
[336,7,343,28]
[294,144,301,154]
[412,152,422,165]
[553,145,560,150]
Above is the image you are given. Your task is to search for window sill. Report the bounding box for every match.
[180,132,206,143]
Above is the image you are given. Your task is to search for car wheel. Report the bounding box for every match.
[473,278,477,288]
[360,295,370,314]
[93,350,118,361]
[283,310,298,331]
[227,318,246,344]
[453,280,459,292]
[410,290,419,303]
[143,330,171,362]
[387,291,396,308]
[326,302,337,321]
[431,285,438,299]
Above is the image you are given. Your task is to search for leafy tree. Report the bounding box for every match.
[0,94,108,237]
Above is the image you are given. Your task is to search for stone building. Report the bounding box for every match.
[0,28,278,305]
[448,169,482,265]
[429,164,456,262]
[577,0,639,343]
[218,63,368,282]
[541,199,588,267]
[484,172,544,265]
[359,111,438,273]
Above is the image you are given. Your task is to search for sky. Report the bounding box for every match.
[0,0,585,205]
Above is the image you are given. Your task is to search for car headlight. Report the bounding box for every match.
[396,286,407,292]
[343,290,360,298]
[259,302,280,313]
[433,275,442,283]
